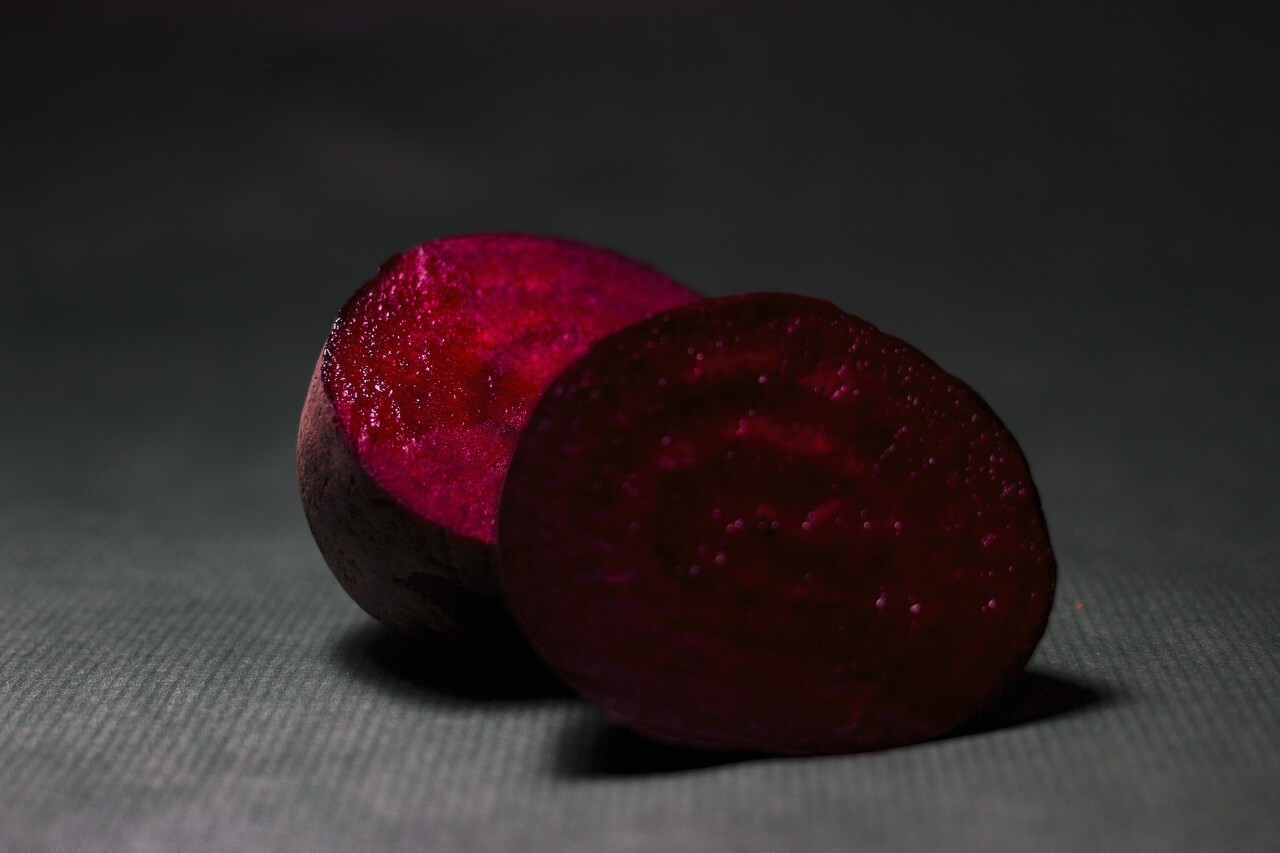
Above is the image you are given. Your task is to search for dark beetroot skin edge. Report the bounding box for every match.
[297,234,698,639]
[499,293,1056,754]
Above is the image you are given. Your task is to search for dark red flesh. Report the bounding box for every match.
[301,234,697,637]
[499,293,1056,754]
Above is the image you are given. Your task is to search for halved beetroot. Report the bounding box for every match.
[297,234,698,638]
[499,293,1056,754]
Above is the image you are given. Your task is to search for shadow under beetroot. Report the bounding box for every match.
[555,668,1110,777]
[332,617,571,703]
[944,669,1109,740]
[555,715,759,776]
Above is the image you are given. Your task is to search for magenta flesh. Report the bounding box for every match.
[498,293,1056,754]
[297,234,698,638]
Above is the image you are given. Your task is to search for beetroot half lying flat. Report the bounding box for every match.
[297,234,698,638]
[499,293,1056,754]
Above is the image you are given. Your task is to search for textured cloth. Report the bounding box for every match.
[3,3,1278,851]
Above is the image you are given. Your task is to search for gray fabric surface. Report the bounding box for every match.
[3,3,1278,850]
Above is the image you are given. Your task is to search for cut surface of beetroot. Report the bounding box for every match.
[297,234,697,637]
[499,293,1056,754]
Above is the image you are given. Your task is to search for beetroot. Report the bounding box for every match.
[498,293,1056,754]
[297,234,698,638]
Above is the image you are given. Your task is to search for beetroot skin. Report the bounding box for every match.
[297,234,697,638]
[498,293,1056,754]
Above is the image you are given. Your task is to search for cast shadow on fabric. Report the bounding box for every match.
[333,619,570,703]
[554,669,1110,777]
[332,624,1108,775]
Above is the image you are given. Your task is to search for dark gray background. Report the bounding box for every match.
[3,2,1277,850]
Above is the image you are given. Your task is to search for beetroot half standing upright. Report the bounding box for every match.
[297,234,698,639]
[498,293,1056,754]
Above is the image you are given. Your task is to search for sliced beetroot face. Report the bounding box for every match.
[499,293,1056,754]
[297,234,698,638]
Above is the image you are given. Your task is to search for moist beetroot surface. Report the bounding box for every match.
[499,293,1056,754]
[322,234,698,547]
